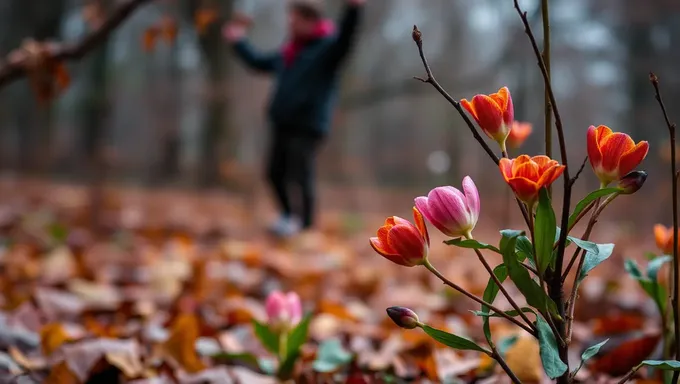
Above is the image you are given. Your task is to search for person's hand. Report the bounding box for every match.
[222,14,252,43]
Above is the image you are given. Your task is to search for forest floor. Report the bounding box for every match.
[0,177,667,383]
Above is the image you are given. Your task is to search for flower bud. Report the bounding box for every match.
[386,307,420,329]
[618,170,647,195]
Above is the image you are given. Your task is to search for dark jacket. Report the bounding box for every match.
[233,5,362,136]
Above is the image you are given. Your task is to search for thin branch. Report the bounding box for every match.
[570,156,589,187]
[616,363,642,384]
[472,248,537,332]
[0,0,153,88]
[492,350,522,384]
[424,261,537,337]
[541,0,552,196]
[411,25,531,227]
[513,0,571,378]
[650,72,680,383]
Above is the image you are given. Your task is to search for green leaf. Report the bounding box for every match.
[500,229,524,251]
[252,320,279,355]
[568,188,622,228]
[516,236,534,264]
[625,259,669,313]
[648,256,672,282]
[536,317,568,378]
[421,325,491,354]
[640,360,680,370]
[568,238,615,282]
[501,231,560,318]
[444,238,501,253]
[312,339,353,373]
[471,307,535,318]
[286,314,312,357]
[277,314,312,379]
[572,339,609,376]
[535,188,557,274]
[481,263,507,343]
[211,352,271,372]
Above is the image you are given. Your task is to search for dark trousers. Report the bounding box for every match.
[266,130,324,229]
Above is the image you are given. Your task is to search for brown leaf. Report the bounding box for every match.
[163,313,206,373]
[40,323,72,356]
[589,333,661,377]
[591,313,645,336]
[504,335,542,383]
[44,361,80,384]
[61,338,143,382]
[194,8,219,35]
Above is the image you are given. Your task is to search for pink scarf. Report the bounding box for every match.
[281,20,335,67]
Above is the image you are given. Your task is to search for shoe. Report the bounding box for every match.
[268,215,301,238]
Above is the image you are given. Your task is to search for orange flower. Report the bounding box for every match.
[370,207,429,267]
[461,86,514,151]
[499,155,565,205]
[587,125,649,186]
[654,224,677,255]
[507,121,532,149]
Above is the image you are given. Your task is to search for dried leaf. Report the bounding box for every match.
[44,361,79,384]
[40,323,72,356]
[504,335,542,383]
[589,333,661,376]
[163,313,206,373]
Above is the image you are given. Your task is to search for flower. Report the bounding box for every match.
[265,291,302,330]
[618,171,647,195]
[587,125,649,186]
[654,224,677,255]
[414,177,480,238]
[507,121,533,149]
[499,155,565,205]
[461,86,514,150]
[370,207,429,267]
[386,307,420,329]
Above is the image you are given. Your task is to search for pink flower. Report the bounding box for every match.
[414,176,480,238]
[370,207,430,267]
[265,291,302,329]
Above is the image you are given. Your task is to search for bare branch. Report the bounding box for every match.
[0,0,154,88]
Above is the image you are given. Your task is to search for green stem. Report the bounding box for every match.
[278,331,288,363]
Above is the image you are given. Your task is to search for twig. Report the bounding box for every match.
[411,25,531,227]
[492,350,522,384]
[0,0,153,88]
[650,72,679,384]
[472,247,537,332]
[521,261,539,276]
[616,363,642,384]
[513,0,571,378]
[542,0,552,196]
[424,260,537,337]
[570,156,589,187]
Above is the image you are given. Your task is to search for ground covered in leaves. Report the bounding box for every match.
[0,179,667,383]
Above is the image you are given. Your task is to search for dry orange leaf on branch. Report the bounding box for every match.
[10,39,70,103]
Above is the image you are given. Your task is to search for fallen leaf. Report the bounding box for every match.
[61,338,142,382]
[40,323,72,356]
[589,332,661,377]
[591,313,645,336]
[504,335,542,383]
[163,313,206,373]
[44,361,79,384]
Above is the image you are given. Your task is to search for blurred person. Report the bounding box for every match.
[223,0,366,237]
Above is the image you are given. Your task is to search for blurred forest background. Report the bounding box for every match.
[0,0,679,227]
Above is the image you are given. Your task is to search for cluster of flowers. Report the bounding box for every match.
[370,86,649,268]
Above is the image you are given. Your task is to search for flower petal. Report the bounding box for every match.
[508,177,540,204]
[617,141,649,178]
[513,161,540,182]
[470,95,504,137]
[587,125,603,169]
[499,158,514,181]
[599,132,637,173]
[654,224,672,254]
[412,206,430,246]
[386,225,426,266]
[427,186,471,236]
[285,293,302,325]
[462,176,480,225]
[511,155,532,175]
[460,99,477,120]
[536,164,565,189]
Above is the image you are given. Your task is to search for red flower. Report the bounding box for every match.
[587,125,649,186]
[370,207,429,267]
[461,86,514,150]
[507,121,532,149]
[499,155,565,205]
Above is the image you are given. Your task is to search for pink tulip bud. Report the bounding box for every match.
[414,176,480,238]
[386,307,420,329]
[265,291,302,329]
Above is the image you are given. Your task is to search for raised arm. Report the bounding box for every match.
[223,20,280,73]
[326,0,365,68]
